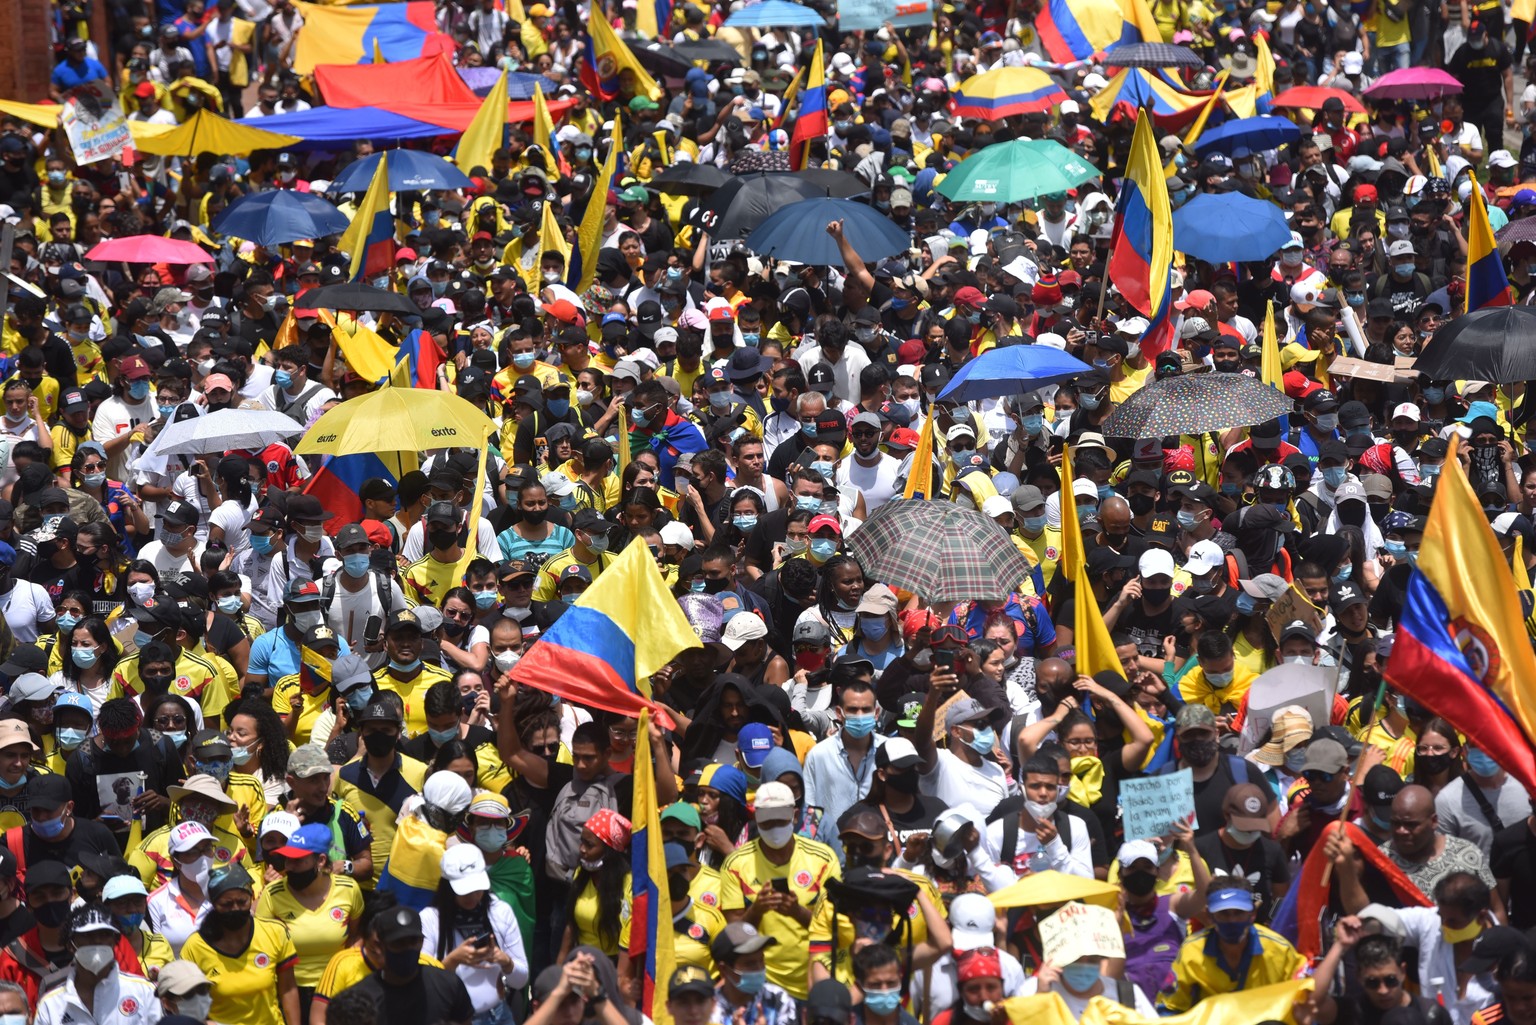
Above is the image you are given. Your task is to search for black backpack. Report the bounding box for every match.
[988,794,1074,868]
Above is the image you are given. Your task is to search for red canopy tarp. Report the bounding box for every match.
[315,54,576,131]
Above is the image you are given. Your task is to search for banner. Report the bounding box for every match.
[837,0,932,31]
[61,81,130,165]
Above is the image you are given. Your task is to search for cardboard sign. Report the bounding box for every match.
[1039,901,1125,965]
[60,80,130,165]
[1266,582,1324,645]
[837,0,932,32]
[1327,356,1418,383]
[1118,768,1195,841]
[1240,662,1338,755]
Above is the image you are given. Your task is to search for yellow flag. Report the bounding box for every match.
[455,68,508,174]
[452,435,493,584]
[576,117,622,293]
[1059,445,1086,581]
[1172,70,1228,172]
[1253,30,1276,97]
[531,84,560,177]
[903,414,935,499]
[617,403,632,474]
[333,319,396,384]
[1516,535,1532,592]
[1261,301,1283,390]
[1002,979,1311,1025]
[1059,445,1122,679]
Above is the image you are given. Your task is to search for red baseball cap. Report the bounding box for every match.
[543,298,585,326]
[360,518,392,547]
[120,354,152,380]
[897,339,926,365]
[952,286,986,309]
[1175,288,1215,311]
[134,81,156,99]
[808,514,842,535]
[471,231,493,243]
[1354,183,1378,202]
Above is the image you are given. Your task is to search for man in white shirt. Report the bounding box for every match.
[795,322,870,407]
[837,411,900,513]
[261,344,335,425]
[325,523,408,652]
[33,904,162,1025]
[915,688,1017,817]
[92,355,158,482]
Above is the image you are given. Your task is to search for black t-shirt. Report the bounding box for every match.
[1449,42,1512,110]
[1115,598,1179,659]
[1189,757,1273,837]
[1194,832,1292,923]
[0,906,33,949]
[207,613,246,655]
[880,794,948,847]
[350,966,474,1025]
[15,817,123,870]
[1492,819,1536,929]
[1342,993,1453,1025]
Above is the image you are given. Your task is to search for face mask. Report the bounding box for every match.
[810,538,838,561]
[842,713,877,738]
[586,532,610,554]
[1285,748,1309,773]
[493,650,521,674]
[1128,493,1156,517]
[1235,593,1257,614]
[1061,964,1101,992]
[1025,799,1058,823]
[967,726,996,755]
[127,380,150,401]
[33,812,67,839]
[342,553,371,578]
[178,994,213,1022]
[733,968,768,995]
[473,825,507,854]
[733,515,758,532]
[1079,393,1102,412]
[113,911,145,934]
[81,471,106,488]
[56,726,87,751]
[128,581,156,605]
[1443,919,1484,944]
[1424,387,1446,405]
[33,899,70,928]
[1382,539,1408,559]
[273,368,294,390]
[1284,655,1313,666]
[1314,414,1339,432]
[1018,514,1047,534]
[1122,870,1157,897]
[428,726,459,747]
[158,401,180,418]
[74,945,115,975]
[250,533,273,555]
[164,731,188,748]
[1417,752,1452,776]
[292,610,322,632]
[795,495,822,515]
[512,352,537,370]
[1281,250,1304,267]
[963,1004,992,1021]
[1345,292,1365,307]
[1226,826,1263,846]
[811,460,836,482]
[860,617,888,641]
[575,388,596,408]
[1394,263,1416,277]
[1321,466,1347,489]
[1206,670,1234,687]
[181,854,212,888]
[1181,738,1219,768]
[362,731,397,758]
[384,946,420,978]
[388,657,422,674]
[55,613,80,634]
[1467,748,1501,777]
[1142,586,1171,605]
[1215,920,1251,944]
[757,823,795,849]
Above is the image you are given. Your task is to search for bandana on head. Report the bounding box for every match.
[586,807,633,852]
[957,948,1002,982]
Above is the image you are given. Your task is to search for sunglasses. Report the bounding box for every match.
[1362,976,1401,991]
[1303,770,1337,783]
[529,743,560,756]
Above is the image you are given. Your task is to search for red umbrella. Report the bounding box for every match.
[1269,85,1364,114]
[1362,67,1464,101]
[86,236,214,265]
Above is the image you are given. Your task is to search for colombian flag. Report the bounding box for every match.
[292,1,454,74]
[338,152,395,281]
[378,812,451,910]
[392,328,445,390]
[1036,0,1162,63]
[1058,445,1122,681]
[635,0,673,38]
[301,453,397,536]
[789,40,828,171]
[1466,172,1513,310]
[299,644,332,694]
[582,9,660,103]
[1108,109,1173,320]
[1386,436,1536,792]
[1271,821,1428,958]
[628,708,677,1025]
[509,537,700,727]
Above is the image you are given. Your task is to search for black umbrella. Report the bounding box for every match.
[1415,306,1536,383]
[779,168,870,196]
[1104,42,1206,68]
[295,282,420,316]
[672,38,744,64]
[653,162,732,195]
[702,172,839,237]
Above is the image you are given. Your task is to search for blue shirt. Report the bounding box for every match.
[248,625,351,681]
[51,57,108,92]
[801,732,886,861]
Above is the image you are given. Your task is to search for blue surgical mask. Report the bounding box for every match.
[250,533,273,555]
[1061,964,1101,992]
[800,421,817,438]
[1467,748,1501,776]
[967,725,996,754]
[1206,670,1234,686]
[474,589,498,609]
[1214,920,1252,944]
[732,515,758,532]
[742,332,760,347]
[71,647,98,668]
[82,472,106,488]
[343,553,371,578]
[388,657,422,674]
[863,988,903,1015]
[1382,539,1408,558]
[274,368,293,389]
[796,496,822,514]
[55,614,79,634]
[164,731,188,748]
[158,403,179,418]
[1096,484,1115,501]
[56,727,87,751]
[1332,564,1353,583]
[547,399,570,418]
[842,713,877,738]
[1020,413,1043,435]
[810,538,838,561]
[127,380,150,401]
[1321,466,1347,489]
[1176,510,1199,531]
[631,407,650,428]
[512,352,536,369]
[428,726,459,745]
[733,969,767,995]
[1394,263,1417,277]
[1221,481,1240,496]
[113,912,144,933]
[690,579,708,593]
[32,814,66,839]
[860,617,888,641]
[217,595,243,616]
[1079,393,1102,412]
[811,460,836,482]
[1424,387,1446,405]
[1235,593,1257,614]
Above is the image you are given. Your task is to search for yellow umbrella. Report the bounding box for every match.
[295,387,497,458]
[988,870,1120,910]
[130,109,300,157]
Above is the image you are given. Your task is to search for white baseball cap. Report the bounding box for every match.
[948,893,998,952]
[168,821,214,854]
[1138,548,1176,579]
[721,614,768,651]
[659,522,695,548]
[1392,402,1422,423]
[981,495,1013,519]
[1117,839,1159,867]
[1185,539,1225,575]
[441,844,491,895]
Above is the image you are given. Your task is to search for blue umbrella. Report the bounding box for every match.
[209,191,350,247]
[725,0,825,26]
[743,197,909,267]
[458,67,560,98]
[1172,191,1292,264]
[328,149,474,194]
[1193,115,1300,158]
[937,345,1094,404]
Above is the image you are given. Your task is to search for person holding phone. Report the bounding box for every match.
[420,845,529,1025]
[912,627,1018,817]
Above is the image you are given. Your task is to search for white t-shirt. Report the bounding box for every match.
[207,497,254,554]
[920,748,1015,815]
[837,453,900,513]
[323,569,408,650]
[419,895,529,1013]
[92,393,158,480]
[0,581,56,643]
[134,538,206,577]
[147,876,209,955]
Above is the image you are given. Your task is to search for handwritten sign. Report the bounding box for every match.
[60,80,130,165]
[1266,582,1324,646]
[1118,768,1194,841]
[837,0,932,32]
[1039,901,1125,965]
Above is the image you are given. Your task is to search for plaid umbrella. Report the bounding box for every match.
[1101,372,1296,438]
[1103,42,1205,69]
[730,149,791,173]
[846,499,1034,602]
[1497,215,1536,254]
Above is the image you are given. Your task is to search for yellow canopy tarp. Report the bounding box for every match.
[130,109,300,157]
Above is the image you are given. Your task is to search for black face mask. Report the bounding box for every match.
[1122,870,1158,897]
[428,529,457,550]
[884,770,920,795]
[701,576,730,595]
[1416,752,1452,776]
[142,673,174,696]
[1127,493,1157,517]
[668,870,691,902]
[521,508,547,527]
[212,907,252,932]
[33,899,71,928]
[1142,587,1171,606]
[384,946,420,978]
[287,864,319,891]
[362,731,398,758]
[1181,737,1219,768]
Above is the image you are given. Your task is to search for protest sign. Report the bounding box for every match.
[1266,582,1324,645]
[60,80,131,165]
[1039,901,1125,966]
[837,0,932,32]
[1240,662,1337,756]
[1118,768,1194,841]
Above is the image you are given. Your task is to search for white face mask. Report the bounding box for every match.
[493,650,520,672]
[127,581,156,605]
[1024,800,1057,823]
[757,822,795,849]
[177,993,213,1022]
[181,854,211,888]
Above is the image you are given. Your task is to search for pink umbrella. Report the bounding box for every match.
[1362,67,1464,101]
[85,235,214,265]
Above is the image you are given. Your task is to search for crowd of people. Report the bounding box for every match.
[2,0,1536,1024]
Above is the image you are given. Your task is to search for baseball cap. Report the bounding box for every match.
[735,722,775,768]
[947,892,998,952]
[944,698,990,730]
[274,822,333,859]
[441,844,492,895]
[753,781,796,815]
[1302,738,1349,774]
[710,922,777,962]
[1222,784,1272,831]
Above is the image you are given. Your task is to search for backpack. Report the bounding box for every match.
[988,795,1074,868]
[321,568,394,623]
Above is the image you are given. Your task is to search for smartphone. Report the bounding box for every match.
[363,614,383,649]
[932,649,956,671]
[473,932,493,948]
[770,877,790,894]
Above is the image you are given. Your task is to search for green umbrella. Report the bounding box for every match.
[935,139,1102,204]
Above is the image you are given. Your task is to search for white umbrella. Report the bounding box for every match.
[136,407,303,463]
